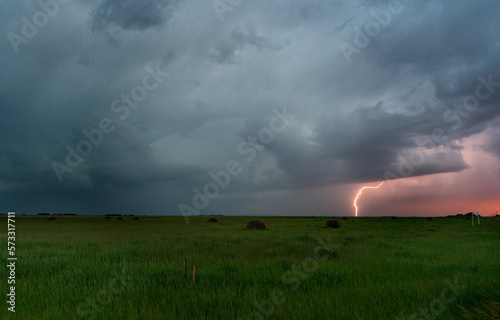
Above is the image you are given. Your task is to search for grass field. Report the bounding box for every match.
[1,215,499,320]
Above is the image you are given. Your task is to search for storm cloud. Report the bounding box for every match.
[1,0,499,215]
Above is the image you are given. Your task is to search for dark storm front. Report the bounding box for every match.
[179,107,295,222]
[51,64,169,183]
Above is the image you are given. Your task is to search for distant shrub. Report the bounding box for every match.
[342,217,348,220]
[133,217,139,221]
[207,218,218,223]
[326,220,339,228]
[247,220,266,229]
[117,217,123,220]
[47,217,56,221]
[426,217,433,221]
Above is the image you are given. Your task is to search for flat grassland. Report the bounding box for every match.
[0,216,499,319]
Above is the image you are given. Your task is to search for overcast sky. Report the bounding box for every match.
[1,0,499,216]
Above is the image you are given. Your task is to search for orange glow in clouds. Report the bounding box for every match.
[354,181,385,217]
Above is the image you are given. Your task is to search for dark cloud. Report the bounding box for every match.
[90,0,176,33]
[267,85,473,187]
[1,0,499,215]
[481,118,500,159]
[210,25,281,65]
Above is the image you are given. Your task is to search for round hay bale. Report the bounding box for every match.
[117,217,123,220]
[207,218,218,223]
[133,217,139,221]
[47,216,56,221]
[342,217,348,220]
[105,216,111,219]
[426,217,433,221]
[326,220,339,228]
[247,220,266,229]
[391,216,397,220]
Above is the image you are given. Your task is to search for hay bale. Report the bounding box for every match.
[117,217,123,220]
[391,216,397,220]
[247,220,266,229]
[47,216,56,221]
[105,216,111,219]
[426,217,433,221]
[133,217,139,221]
[342,217,348,220]
[326,220,339,228]
[207,218,218,223]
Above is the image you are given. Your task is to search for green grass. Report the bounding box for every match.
[0,216,499,319]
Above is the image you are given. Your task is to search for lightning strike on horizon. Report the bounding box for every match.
[353,181,385,217]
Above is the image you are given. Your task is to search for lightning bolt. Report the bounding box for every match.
[353,181,384,217]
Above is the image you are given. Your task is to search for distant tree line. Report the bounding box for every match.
[37,213,76,216]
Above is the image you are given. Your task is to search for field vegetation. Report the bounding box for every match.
[1,216,499,319]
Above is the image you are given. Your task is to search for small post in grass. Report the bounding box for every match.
[184,258,188,286]
[472,212,480,226]
[193,265,196,283]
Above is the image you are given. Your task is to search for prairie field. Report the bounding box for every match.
[0,215,499,320]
